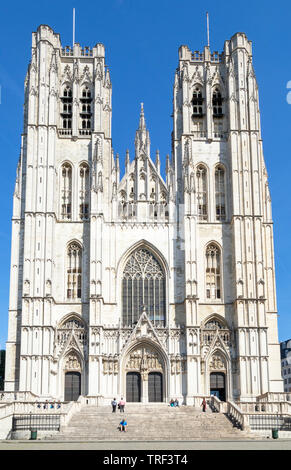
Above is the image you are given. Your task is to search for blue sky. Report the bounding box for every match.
[0,0,290,347]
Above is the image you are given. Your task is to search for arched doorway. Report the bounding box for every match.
[126,372,141,402]
[64,371,81,402]
[63,352,82,402]
[124,342,166,403]
[210,372,226,402]
[148,372,163,402]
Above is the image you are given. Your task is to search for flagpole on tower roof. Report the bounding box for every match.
[206,11,210,48]
[73,8,75,46]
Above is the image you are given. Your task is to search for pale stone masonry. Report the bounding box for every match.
[5,24,283,403]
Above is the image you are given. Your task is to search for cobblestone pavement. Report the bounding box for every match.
[1,439,291,450]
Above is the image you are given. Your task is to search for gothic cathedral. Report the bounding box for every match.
[5,25,283,404]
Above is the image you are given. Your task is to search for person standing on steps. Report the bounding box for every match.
[119,397,126,413]
[201,398,207,412]
[111,398,117,413]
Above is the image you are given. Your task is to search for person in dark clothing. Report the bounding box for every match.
[111,398,117,413]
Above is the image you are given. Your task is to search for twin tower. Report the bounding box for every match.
[5,24,283,404]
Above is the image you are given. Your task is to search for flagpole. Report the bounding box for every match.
[206,12,210,48]
[73,8,75,46]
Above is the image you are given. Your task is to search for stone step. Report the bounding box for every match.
[43,404,261,441]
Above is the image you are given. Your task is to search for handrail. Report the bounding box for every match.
[227,400,250,431]
[210,395,227,413]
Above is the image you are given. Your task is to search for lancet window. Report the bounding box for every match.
[67,242,82,300]
[61,163,72,220]
[212,87,223,117]
[215,165,226,221]
[80,86,92,131]
[205,244,221,300]
[192,86,203,116]
[196,165,208,221]
[60,86,73,130]
[122,248,166,327]
[79,163,90,220]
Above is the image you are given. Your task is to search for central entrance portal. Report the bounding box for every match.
[126,372,141,402]
[124,341,165,403]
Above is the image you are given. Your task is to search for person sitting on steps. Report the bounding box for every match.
[119,419,127,432]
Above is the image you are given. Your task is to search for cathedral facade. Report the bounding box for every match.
[5,24,283,404]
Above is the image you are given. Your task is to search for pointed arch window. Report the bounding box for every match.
[67,242,82,300]
[215,165,226,221]
[192,86,203,116]
[205,244,221,300]
[80,86,92,132]
[61,163,72,220]
[212,87,223,117]
[79,163,90,220]
[196,165,208,221]
[61,86,73,130]
[122,248,166,327]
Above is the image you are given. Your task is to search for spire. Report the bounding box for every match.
[139,102,146,130]
[135,102,150,158]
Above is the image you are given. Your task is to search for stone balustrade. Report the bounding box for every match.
[237,401,291,414]
[226,401,250,431]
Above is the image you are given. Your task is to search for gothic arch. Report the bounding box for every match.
[195,161,209,173]
[80,83,92,96]
[65,238,83,250]
[61,348,84,401]
[201,313,228,330]
[120,338,169,403]
[57,312,87,329]
[191,79,204,89]
[206,348,230,401]
[61,83,72,94]
[119,243,168,327]
[117,239,170,280]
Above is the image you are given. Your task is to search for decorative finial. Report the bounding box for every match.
[138,102,146,130]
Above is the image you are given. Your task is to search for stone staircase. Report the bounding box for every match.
[47,403,262,441]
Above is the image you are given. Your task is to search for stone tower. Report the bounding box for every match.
[173,34,283,400]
